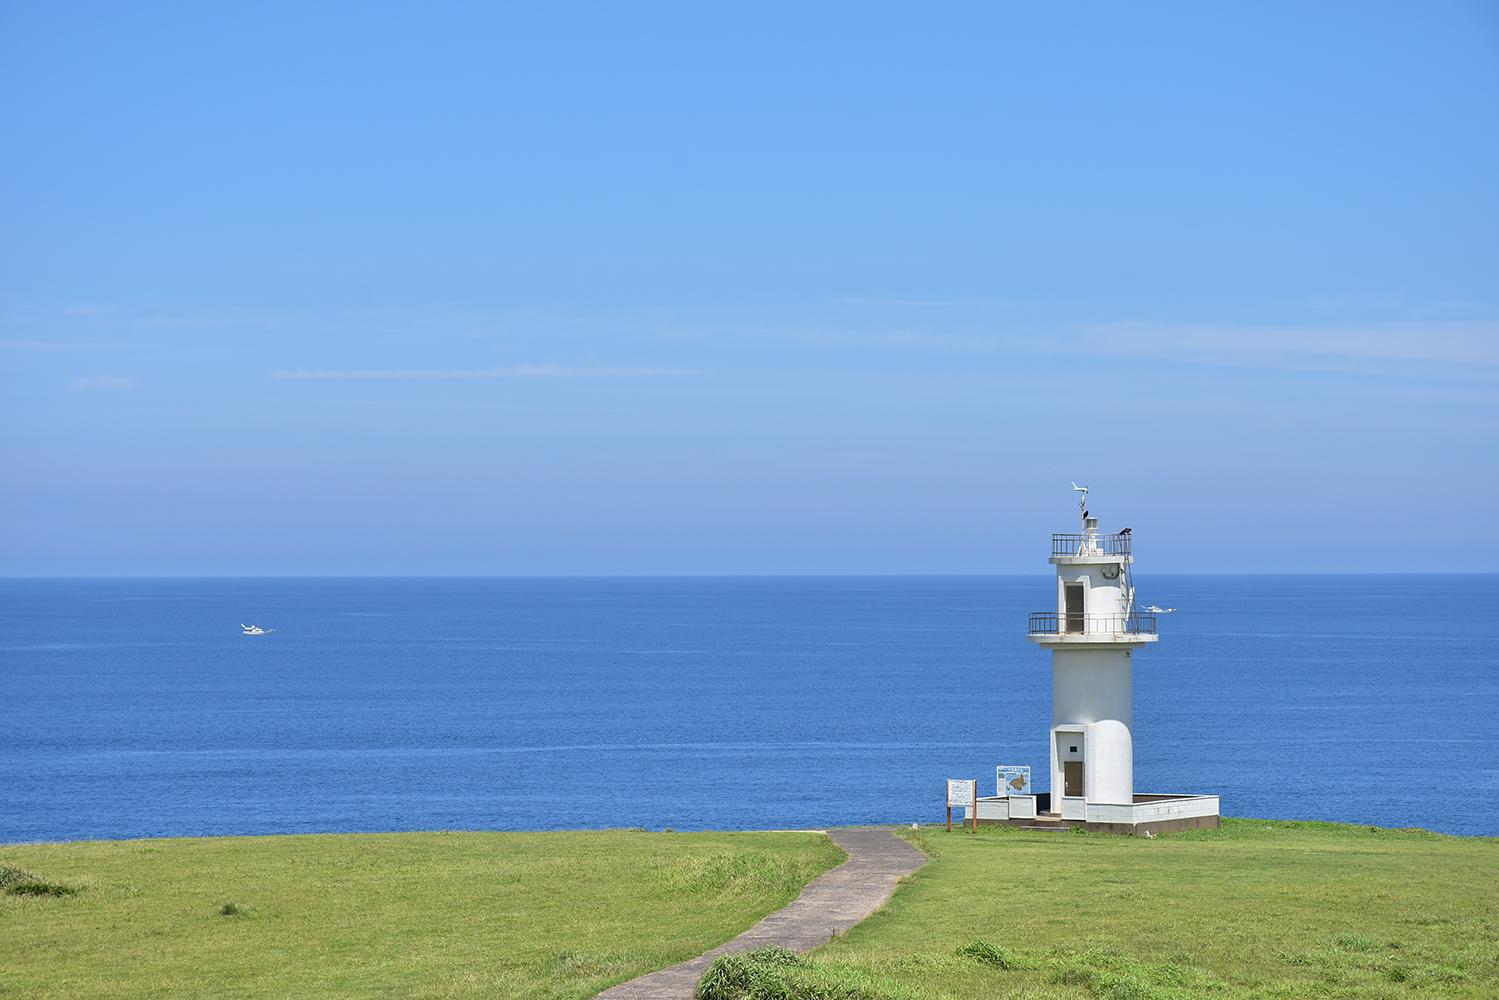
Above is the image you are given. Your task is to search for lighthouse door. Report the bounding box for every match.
[1063,761,1084,797]
[1064,584,1085,633]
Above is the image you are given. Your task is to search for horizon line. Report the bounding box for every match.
[1,570,1493,581]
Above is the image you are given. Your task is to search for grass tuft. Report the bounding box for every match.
[0,866,39,890]
[696,948,805,1000]
[954,939,1021,970]
[218,901,245,917]
[7,880,79,897]
[1332,933,1383,953]
[696,948,944,1000]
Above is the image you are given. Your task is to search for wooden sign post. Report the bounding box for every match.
[946,778,978,833]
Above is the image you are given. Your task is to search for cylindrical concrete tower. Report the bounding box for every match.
[1027,486,1158,816]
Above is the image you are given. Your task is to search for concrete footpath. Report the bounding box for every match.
[595,827,927,1000]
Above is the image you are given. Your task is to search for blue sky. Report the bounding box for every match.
[3,2,1497,575]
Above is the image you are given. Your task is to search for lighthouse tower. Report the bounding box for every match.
[967,485,1220,834]
[1027,484,1152,818]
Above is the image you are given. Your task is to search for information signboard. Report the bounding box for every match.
[997,765,1032,797]
[945,778,977,833]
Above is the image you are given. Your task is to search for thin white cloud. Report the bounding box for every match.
[69,375,136,390]
[832,297,1019,307]
[271,364,707,381]
[1065,322,1499,370]
[2,338,125,352]
[754,320,1499,371]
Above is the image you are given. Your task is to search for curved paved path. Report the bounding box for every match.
[595,827,926,1000]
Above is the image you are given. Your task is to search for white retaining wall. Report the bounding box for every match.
[1086,795,1220,825]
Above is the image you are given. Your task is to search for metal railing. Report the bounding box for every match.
[1051,532,1132,557]
[1027,611,1157,636]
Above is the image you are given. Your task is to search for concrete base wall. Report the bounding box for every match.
[969,791,1220,837]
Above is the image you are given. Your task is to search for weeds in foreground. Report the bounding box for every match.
[696,947,945,1000]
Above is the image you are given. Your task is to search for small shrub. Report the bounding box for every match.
[218,901,245,916]
[7,881,78,897]
[955,939,1018,969]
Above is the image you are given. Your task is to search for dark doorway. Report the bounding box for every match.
[1064,584,1085,633]
[1063,760,1084,797]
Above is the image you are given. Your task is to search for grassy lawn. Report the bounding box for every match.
[9,820,1497,1000]
[0,829,843,1000]
[710,819,1497,1000]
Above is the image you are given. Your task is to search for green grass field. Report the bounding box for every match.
[0,829,843,1000]
[709,819,1498,1000]
[7,821,1498,1000]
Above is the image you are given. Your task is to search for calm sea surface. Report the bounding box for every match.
[2,575,1496,842]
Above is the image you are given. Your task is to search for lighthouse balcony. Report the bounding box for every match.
[1027,611,1159,643]
[1051,532,1132,558]
[1049,530,1127,563]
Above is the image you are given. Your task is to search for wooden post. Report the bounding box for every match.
[948,779,976,833]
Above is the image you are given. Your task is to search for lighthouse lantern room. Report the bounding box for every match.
[969,486,1221,835]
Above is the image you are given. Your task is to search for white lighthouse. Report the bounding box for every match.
[972,486,1220,835]
[1031,482,1150,818]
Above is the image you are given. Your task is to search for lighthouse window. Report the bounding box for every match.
[1069,746,1078,753]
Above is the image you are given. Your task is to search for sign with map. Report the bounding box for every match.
[997,765,1032,797]
[946,778,976,807]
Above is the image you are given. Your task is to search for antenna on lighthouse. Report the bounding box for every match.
[1071,482,1089,527]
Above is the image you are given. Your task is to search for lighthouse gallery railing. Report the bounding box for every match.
[1051,532,1132,557]
[1027,612,1157,637]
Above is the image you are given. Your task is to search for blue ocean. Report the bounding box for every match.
[2,575,1496,843]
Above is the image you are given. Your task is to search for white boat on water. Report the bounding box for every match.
[241,624,274,636]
